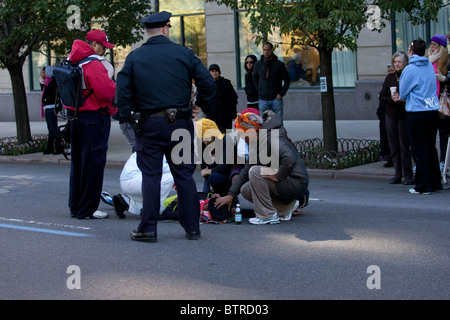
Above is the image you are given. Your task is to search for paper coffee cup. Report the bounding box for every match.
[390,87,397,95]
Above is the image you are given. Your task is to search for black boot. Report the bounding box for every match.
[43,136,54,155]
[53,136,64,155]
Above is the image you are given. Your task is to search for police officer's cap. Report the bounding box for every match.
[141,11,172,29]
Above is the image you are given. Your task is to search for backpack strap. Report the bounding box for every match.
[77,56,102,90]
[77,55,114,100]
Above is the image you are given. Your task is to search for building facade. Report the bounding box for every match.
[0,1,449,121]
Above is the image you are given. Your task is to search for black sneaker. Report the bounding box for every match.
[112,194,128,219]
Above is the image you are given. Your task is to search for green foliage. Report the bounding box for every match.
[207,0,445,51]
[0,0,153,67]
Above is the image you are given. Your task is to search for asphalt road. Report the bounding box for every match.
[0,162,449,302]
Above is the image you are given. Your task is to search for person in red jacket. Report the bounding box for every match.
[67,30,117,219]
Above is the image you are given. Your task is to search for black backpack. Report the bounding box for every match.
[53,57,100,121]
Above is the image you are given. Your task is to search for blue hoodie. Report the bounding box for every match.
[399,54,439,112]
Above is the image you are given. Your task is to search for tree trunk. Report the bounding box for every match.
[319,47,338,153]
[8,63,32,144]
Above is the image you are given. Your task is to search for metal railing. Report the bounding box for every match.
[295,138,381,170]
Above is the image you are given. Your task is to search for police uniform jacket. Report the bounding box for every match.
[116,35,216,119]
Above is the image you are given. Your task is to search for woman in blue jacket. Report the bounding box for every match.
[394,38,442,194]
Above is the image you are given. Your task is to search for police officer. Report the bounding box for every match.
[116,11,216,242]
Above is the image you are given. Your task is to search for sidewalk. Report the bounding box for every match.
[0,120,395,181]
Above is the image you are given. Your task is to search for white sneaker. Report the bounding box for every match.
[91,210,109,219]
[280,201,299,221]
[408,188,431,195]
[249,213,280,225]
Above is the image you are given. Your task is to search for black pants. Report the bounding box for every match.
[69,111,111,218]
[385,115,413,180]
[407,111,442,192]
[377,102,391,159]
[135,117,199,234]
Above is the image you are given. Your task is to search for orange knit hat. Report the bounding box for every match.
[234,112,263,132]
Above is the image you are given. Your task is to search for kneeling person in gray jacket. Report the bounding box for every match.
[214,111,309,224]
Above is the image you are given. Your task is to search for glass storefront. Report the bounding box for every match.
[28,1,448,91]
[165,15,206,65]
[157,0,204,15]
[157,0,207,65]
[29,0,207,91]
[394,6,450,54]
[236,11,357,89]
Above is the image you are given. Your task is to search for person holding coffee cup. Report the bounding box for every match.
[379,51,414,185]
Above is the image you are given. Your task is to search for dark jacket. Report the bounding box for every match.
[244,54,258,102]
[253,54,291,100]
[201,133,245,179]
[245,73,259,103]
[379,72,407,120]
[116,35,216,119]
[203,76,238,133]
[228,113,309,203]
[41,77,57,106]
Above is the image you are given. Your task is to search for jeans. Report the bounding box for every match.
[44,107,59,138]
[259,98,283,122]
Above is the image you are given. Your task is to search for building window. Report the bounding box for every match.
[236,10,357,89]
[29,44,115,91]
[157,0,206,65]
[30,48,50,91]
[394,5,450,53]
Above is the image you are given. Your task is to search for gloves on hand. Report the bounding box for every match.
[429,51,441,64]
[436,72,447,82]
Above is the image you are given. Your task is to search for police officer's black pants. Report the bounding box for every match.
[69,111,111,218]
[135,117,200,234]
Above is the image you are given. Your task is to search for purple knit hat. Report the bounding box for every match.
[431,34,447,47]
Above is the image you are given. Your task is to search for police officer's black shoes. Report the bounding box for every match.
[185,230,201,240]
[130,230,157,243]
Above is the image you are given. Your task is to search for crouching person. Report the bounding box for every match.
[214,111,309,224]
[112,152,174,218]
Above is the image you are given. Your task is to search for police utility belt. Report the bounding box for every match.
[128,106,191,136]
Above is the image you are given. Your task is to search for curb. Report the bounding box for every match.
[0,156,391,181]
[0,156,70,166]
[307,168,390,181]
[0,156,125,168]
